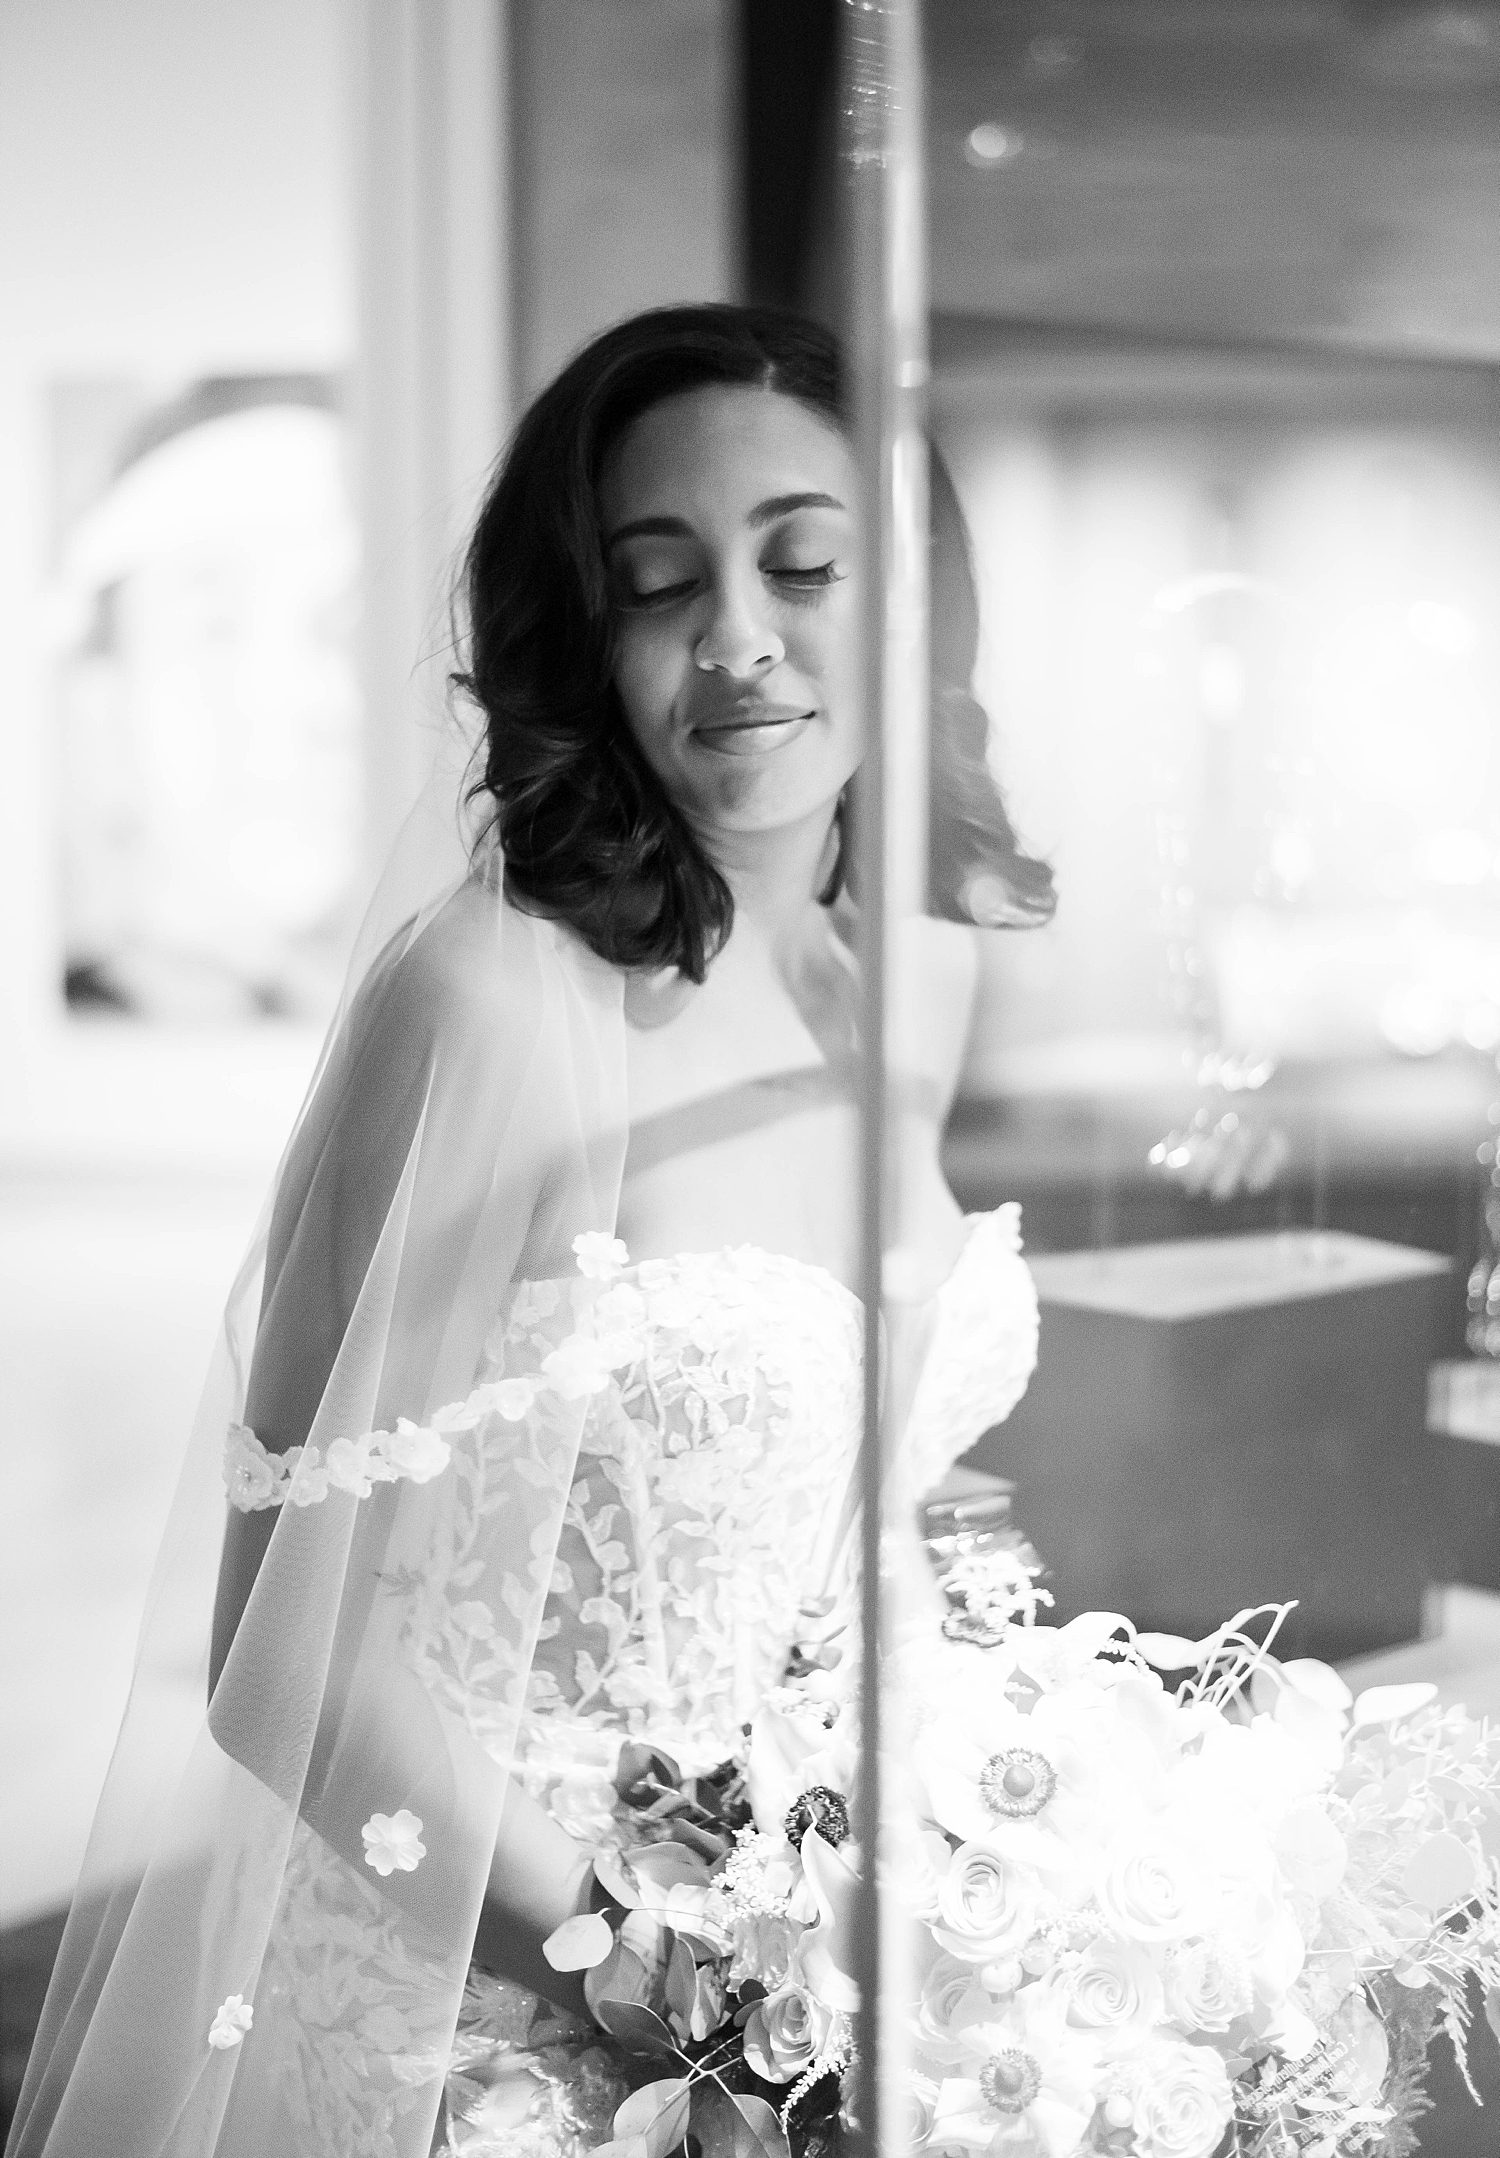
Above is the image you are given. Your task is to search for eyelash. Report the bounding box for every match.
[623,563,844,609]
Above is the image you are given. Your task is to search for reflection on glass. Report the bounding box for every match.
[905,3,1500,2151]
[49,377,360,1022]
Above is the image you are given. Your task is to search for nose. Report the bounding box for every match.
[693,571,785,675]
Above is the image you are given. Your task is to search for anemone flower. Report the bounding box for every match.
[933,1983,1101,2157]
[746,1700,857,1857]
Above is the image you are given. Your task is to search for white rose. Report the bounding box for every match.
[1067,1939,1164,2030]
[1098,1836,1203,1942]
[915,1953,992,2060]
[1123,2040,1234,2158]
[1162,1937,1253,2033]
[932,1840,1042,1965]
[742,1984,831,2083]
[899,2072,941,2148]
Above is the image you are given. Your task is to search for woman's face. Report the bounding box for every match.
[598,385,862,847]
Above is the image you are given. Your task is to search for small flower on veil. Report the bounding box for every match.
[324,1434,381,1498]
[383,1419,451,1483]
[540,1337,617,1399]
[572,1231,630,1280]
[285,1445,330,1506]
[362,1808,427,1876]
[208,1993,253,2049]
[222,1425,279,1510]
[465,1376,536,1422]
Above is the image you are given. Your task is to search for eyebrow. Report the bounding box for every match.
[605,491,848,549]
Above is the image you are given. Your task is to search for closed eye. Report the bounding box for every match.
[620,577,699,609]
[770,562,843,589]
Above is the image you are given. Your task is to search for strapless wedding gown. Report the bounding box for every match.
[436,1205,1040,2158]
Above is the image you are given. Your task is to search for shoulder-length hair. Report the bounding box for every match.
[454,302,1054,981]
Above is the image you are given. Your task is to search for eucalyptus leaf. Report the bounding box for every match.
[586,1938,653,2015]
[618,1909,679,1994]
[614,2076,692,2157]
[593,1847,642,1906]
[692,2083,792,2158]
[664,1936,698,2038]
[1402,1831,1480,1913]
[730,2093,792,2155]
[543,1911,615,1972]
[691,1961,726,2042]
[592,1997,679,2057]
[629,1840,715,1892]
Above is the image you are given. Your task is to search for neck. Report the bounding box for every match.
[701,808,838,943]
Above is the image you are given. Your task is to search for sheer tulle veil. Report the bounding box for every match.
[9,730,633,2156]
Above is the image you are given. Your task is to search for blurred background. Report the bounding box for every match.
[6,0,1500,2142]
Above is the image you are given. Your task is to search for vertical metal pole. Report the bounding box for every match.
[843,1,929,2149]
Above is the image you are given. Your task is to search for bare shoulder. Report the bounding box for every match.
[357,879,552,1057]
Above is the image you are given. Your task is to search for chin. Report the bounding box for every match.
[698,774,846,837]
[690,748,854,833]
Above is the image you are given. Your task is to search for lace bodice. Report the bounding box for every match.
[252,1206,1038,2157]
[476,1204,1039,1836]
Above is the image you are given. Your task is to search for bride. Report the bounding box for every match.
[8,304,1053,2158]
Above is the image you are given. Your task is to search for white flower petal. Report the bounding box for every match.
[208,1993,253,2048]
[361,1807,426,1876]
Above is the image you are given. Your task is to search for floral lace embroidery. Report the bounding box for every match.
[509,1247,865,1812]
[383,1246,866,1810]
[221,1238,652,1513]
[255,1822,463,2157]
[427,1216,1041,2148]
[242,1219,1039,2153]
[378,1219,1040,1828]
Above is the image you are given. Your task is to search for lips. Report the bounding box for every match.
[692,701,814,755]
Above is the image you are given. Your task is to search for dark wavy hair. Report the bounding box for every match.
[454,302,1054,980]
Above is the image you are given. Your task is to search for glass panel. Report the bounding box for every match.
[928,0,1500,1651]
[868,3,1500,2151]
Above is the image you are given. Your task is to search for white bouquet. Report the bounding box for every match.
[545,1580,1500,2158]
[884,1593,1500,2157]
